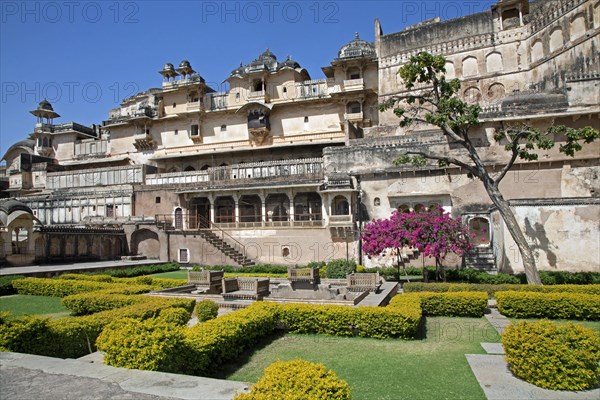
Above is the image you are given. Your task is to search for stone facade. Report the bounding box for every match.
[1,0,598,273]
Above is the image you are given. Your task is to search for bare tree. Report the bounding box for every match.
[380,52,599,284]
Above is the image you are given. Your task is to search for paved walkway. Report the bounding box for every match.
[466,303,600,399]
[0,259,164,277]
[358,281,399,306]
[0,352,249,400]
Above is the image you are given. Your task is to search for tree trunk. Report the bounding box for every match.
[484,184,542,285]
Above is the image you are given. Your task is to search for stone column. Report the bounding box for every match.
[233,194,239,228]
[260,192,266,228]
[288,190,294,226]
[321,193,329,226]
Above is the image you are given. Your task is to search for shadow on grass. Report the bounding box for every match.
[208,331,288,379]
[415,316,428,340]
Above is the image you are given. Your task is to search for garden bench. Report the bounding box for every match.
[347,272,382,293]
[287,267,320,285]
[222,277,270,300]
[187,270,223,293]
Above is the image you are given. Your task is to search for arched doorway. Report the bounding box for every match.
[239,195,261,224]
[190,197,210,228]
[174,208,183,230]
[294,192,322,221]
[266,193,289,223]
[215,196,235,223]
[130,229,160,258]
[469,217,491,246]
[332,195,350,215]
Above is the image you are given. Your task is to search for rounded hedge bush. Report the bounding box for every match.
[157,307,192,326]
[195,300,219,322]
[234,359,351,400]
[502,320,600,391]
[96,317,186,372]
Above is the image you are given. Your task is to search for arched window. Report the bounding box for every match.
[374,197,381,207]
[346,101,361,114]
[332,195,350,215]
[398,204,410,213]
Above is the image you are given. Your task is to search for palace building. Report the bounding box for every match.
[1,0,598,273]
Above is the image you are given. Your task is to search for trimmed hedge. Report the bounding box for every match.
[195,300,219,322]
[183,302,280,375]
[277,303,421,339]
[61,292,147,315]
[96,318,188,372]
[87,263,181,278]
[0,275,26,296]
[390,292,488,317]
[0,297,195,359]
[12,277,153,297]
[157,307,192,326]
[234,359,351,400]
[389,292,488,317]
[403,282,600,297]
[496,291,600,320]
[502,320,600,391]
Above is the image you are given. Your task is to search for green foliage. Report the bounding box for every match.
[86,263,181,278]
[516,270,600,285]
[389,292,487,317]
[59,273,114,282]
[97,318,187,372]
[61,292,146,315]
[195,300,219,322]
[325,259,356,279]
[444,268,520,284]
[0,275,26,296]
[12,277,154,297]
[502,320,600,391]
[403,282,600,298]
[157,307,192,326]
[496,291,600,320]
[234,359,351,400]
[182,302,280,375]
[277,303,421,339]
[0,296,195,359]
[196,264,289,274]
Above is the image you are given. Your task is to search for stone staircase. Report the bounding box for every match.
[465,246,497,272]
[197,230,255,267]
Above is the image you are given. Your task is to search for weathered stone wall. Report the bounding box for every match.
[492,200,600,272]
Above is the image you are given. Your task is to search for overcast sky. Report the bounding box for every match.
[0,0,496,158]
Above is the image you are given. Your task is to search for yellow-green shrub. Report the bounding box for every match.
[0,296,195,359]
[496,291,600,320]
[390,292,488,317]
[277,302,421,339]
[195,300,219,322]
[61,292,147,315]
[182,303,279,375]
[58,274,114,282]
[502,320,600,391]
[12,277,153,297]
[96,318,187,372]
[157,307,192,326]
[404,282,600,297]
[235,359,351,400]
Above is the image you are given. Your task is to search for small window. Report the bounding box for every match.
[374,197,380,206]
[155,197,161,204]
[172,102,177,108]
[145,128,150,135]
[304,116,309,123]
[220,125,227,132]
[235,92,240,100]
[253,80,263,91]
[191,124,199,136]
[283,87,287,93]
[106,204,115,218]
[174,129,178,135]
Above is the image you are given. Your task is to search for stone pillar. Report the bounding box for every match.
[209,197,215,224]
[233,194,239,227]
[260,193,266,228]
[322,193,329,226]
[288,191,294,226]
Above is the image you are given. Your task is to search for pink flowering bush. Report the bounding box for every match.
[361,207,473,280]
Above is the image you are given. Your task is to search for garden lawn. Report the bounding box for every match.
[0,295,71,319]
[148,271,286,279]
[149,270,187,279]
[223,317,500,400]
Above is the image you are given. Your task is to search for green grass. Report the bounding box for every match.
[221,317,500,400]
[149,270,188,279]
[0,295,71,319]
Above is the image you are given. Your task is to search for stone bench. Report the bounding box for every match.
[346,272,382,293]
[187,270,223,293]
[287,267,320,285]
[222,277,270,300]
